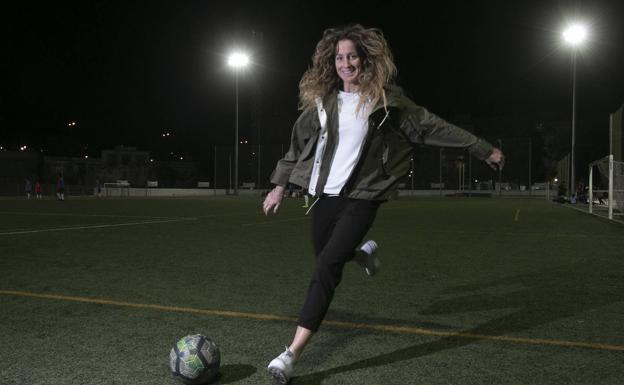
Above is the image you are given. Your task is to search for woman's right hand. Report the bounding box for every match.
[263,185,285,215]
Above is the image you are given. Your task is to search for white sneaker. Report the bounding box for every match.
[267,346,296,384]
[355,240,380,276]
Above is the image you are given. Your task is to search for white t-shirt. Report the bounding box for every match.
[317,91,370,195]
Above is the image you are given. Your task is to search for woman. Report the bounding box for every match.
[263,24,504,384]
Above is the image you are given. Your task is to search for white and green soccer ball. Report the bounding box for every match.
[169,334,220,384]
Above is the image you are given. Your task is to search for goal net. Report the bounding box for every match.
[588,155,624,220]
[104,180,130,197]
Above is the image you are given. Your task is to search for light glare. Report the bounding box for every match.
[563,24,587,46]
[228,52,249,68]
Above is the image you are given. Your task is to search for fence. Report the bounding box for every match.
[0,137,550,196]
[207,137,547,194]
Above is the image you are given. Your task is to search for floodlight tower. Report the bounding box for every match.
[227,52,249,195]
[562,23,587,198]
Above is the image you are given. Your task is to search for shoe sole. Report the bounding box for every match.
[268,367,289,385]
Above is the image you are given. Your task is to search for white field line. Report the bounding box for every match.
[0,218,196,236]
[0,210,260,220]
[0,211,184,220]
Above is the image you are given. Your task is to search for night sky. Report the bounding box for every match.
[2,0,624,162]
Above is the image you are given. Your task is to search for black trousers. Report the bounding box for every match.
[297,196,380,332]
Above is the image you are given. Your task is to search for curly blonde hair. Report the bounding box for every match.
[298,24,397,111]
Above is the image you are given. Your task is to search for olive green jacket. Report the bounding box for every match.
[270,86,494,200]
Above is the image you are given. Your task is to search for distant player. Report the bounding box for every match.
[262,24,504,384]
[35,181,42,199]
[24,179,32,199]
[56,173,65,201]
[300,187,310,208]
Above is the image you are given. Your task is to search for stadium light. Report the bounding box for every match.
[563,24,587,46]
[227,53,249,68]
[227,51,249,195]
[562,22,588,199]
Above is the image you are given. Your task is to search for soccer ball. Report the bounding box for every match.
[169,334,220,384]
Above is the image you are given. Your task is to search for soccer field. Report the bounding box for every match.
[1,196,623,385]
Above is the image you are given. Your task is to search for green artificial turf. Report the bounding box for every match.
[0,196,623,384]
